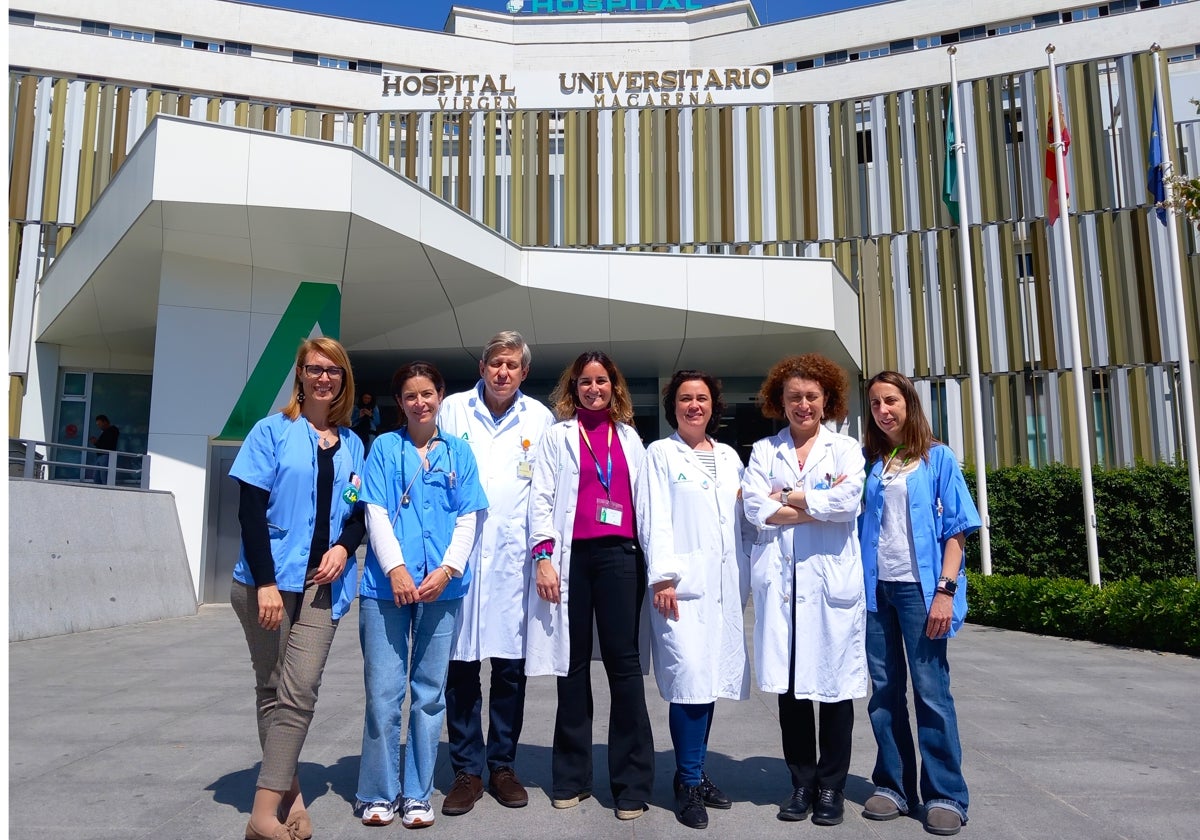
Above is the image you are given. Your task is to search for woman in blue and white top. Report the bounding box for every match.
[355,361,488,830]
[858,371,980,837]
[230,336,365,840]
[636,370,752,830]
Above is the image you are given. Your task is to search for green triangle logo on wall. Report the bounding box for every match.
[218,282,342,441]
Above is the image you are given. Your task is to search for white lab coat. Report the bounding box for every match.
[525,418,645,677]
[636,434,753,704]
[439,386,554,662]
[741,425,867,701]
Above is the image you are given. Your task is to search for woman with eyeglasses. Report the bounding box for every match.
[355,361,488,829]
[741,354,866,828]
[230,337,365,840]
[526,350,654,821]
[858,371,980,837]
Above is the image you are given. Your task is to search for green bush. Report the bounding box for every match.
[966,572,1200,656]
[961,464,1195,581]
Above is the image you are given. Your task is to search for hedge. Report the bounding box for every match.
[961,463,1195,581]
[966,572,1200,656]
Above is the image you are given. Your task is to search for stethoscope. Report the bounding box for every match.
[398,428,457,508]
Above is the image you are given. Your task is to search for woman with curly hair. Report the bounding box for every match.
[525,350,654,821]
[741,354,866,827]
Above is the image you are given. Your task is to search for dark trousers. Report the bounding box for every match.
[445,657,527,777]
[779,695,854,791]
[553,536,654,809]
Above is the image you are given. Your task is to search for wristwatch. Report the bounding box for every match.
[780,487,792,507]
[936,576,957,596]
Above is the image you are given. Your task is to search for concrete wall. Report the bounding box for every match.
[8,480,197,641]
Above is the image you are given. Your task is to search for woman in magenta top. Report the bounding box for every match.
[525,350,654,820]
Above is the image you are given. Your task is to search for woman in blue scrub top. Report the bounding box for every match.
[230,336,365,840]
[859,371,981,837]
[355,361,488,830]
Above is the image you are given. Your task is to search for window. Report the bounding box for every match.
[1033,12,1060,27]
[890,39,914,53]
[81,20,109,35]
[823,50,848,65]
[318,55,349,69]
[154,31,182,46]
[940,30,960,45]
[293,50,318,65]
[225,40,252,56]
[797,58,815,70]
[856,129,874,164]
[10,10,35,25]
[183,38,220,51]
[916,34,942,49]
[351,59,382,74]
[111,27,153,42]
[959,26,986,41]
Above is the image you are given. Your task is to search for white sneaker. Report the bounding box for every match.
[361,800,398,826]
[402,798,435,828]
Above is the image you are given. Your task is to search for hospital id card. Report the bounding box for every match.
[517,460,534,479]
[596,500,624,527]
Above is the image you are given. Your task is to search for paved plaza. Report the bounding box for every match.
[9,599,1197,840]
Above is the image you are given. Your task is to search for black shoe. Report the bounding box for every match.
[675,783,708,829]
[778,787,815,822]
[812,788,845,826]
[697,773,732,810]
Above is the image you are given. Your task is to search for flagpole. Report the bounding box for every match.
[1046,45,1101,586]
[948,46,992,575]
[1151,43,1200,580]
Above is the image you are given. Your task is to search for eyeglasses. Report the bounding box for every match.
[302,365,344,379]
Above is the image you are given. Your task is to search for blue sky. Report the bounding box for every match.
[249,1,884,31]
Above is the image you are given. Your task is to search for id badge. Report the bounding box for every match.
[516,460,534,479]
[596,500,624,527]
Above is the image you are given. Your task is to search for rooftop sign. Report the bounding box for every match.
[380,67,773,111]
[506,1,704,12]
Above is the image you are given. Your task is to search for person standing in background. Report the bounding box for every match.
[438,331,554,815]
[89,414,120,484]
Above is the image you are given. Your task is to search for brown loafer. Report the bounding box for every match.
[442,771,484,816]
[489,766,529,808]
[285,809,312,839]
[244,818,293,840]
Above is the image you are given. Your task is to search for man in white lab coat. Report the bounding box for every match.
[438,331,554,816]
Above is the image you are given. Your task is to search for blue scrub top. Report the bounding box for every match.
[359,428,489,602]
[859,443,981,636]
[229,412,365,620]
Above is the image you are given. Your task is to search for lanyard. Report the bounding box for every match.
[579,421,614,499]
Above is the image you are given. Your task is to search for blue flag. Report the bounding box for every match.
[1147,95,1167,226]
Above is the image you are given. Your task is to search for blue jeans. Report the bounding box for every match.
[866,581,968,822]
[356,596,460,805]
[668,702,714,786]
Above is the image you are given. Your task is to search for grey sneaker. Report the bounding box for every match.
[925,806,963,836]
[864,794,902,821]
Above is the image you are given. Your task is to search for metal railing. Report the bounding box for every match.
[9,438,151,489]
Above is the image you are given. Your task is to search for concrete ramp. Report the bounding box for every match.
[9,480,196,640]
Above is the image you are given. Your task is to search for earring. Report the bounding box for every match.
[298,387,305,404]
